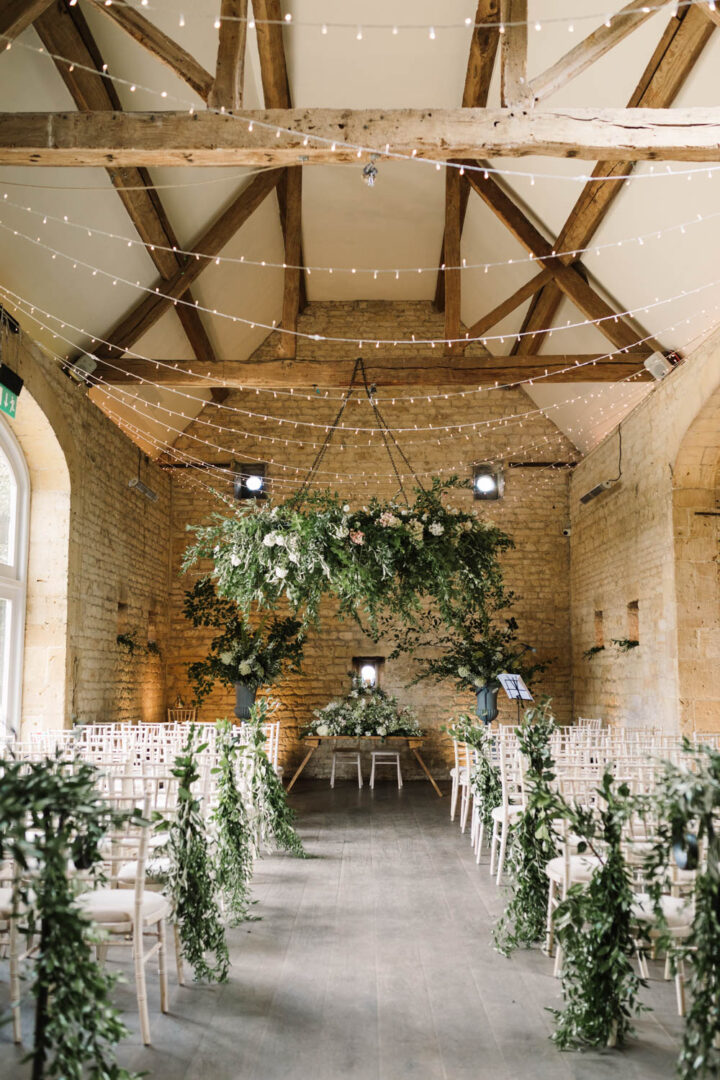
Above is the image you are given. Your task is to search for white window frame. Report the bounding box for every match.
[0,416,29,737]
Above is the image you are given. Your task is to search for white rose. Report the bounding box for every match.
[230,553,241,566]
[262,532,277,547]
[458,666,470,678]
[275,534,286,546]
[342,504,350,513]
[239,660,252,677]
[220,651,234,665]
[429,522,444,536]
[316,723,330,737]
[275,566,288,579]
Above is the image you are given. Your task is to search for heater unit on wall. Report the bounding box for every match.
[579,479,619,505]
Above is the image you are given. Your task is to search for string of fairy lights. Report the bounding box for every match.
[1,215,715,353]
[5,26,720,189]
[1,189,712,280]
[0,1,718,496]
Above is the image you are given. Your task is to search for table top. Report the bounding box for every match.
[303,734,424,748]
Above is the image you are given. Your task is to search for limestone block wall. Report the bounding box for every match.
[166,301,576,777]
[569,334,720,732]
[7,332,172,733]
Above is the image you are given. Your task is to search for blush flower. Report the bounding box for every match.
[349,529,365,545]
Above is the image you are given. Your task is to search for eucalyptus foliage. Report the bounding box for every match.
[245,700,306,858]
[550,770,647,1050]
[306,675,421,738]
[212,720,255,925]
[184,576,304,702]
[183,478,514,648]
[162,730,230,982]
[0,755,139,1080]
[495,700,558,956]
[649,741,720,1080]
[445,714,501,839]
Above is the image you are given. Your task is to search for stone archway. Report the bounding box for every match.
[673,384,720,734]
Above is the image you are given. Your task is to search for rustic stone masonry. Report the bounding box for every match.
[166,301,577,778]
[569,332,720,733]
[7,333,172,733]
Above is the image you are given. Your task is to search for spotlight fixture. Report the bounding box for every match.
[473,463,504,501]
[234,462,266,500]
[362,161,379,187]
[643,350,679,381]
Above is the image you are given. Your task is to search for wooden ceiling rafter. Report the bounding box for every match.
[434,0,499,313]
[512,3,714,355]
[97,352,653,389]
[87,167,283,363]
[208,0,248,112]
[499,0,527,107]
[252,0,305,358]
[465,168,663,355]
[33,1,223,399]
[85,0,214,102]
[0,0,53,41]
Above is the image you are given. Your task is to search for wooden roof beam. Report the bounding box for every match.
[34,1,217,374]
[500,0,527,106]
[0,0,53,41]
[208,0,248,111]
[86,168,283,362]
[85,0,214,102]
[96,353,654,388]
[513,3,714,354]
[6,106,720,165]
[525,0,671,106]
[277,166,302,359]
[466,168,662,354]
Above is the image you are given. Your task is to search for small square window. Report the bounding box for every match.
[352,656,385,687]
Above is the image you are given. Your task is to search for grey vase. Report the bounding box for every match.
[476,683,499,724]
[234,682,257,720]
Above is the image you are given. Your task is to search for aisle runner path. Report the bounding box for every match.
[1,781,682,1080]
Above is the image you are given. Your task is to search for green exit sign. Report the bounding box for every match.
[0,385,17,418]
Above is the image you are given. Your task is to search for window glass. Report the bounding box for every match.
[0,445,16,565]
[0,596,10,719]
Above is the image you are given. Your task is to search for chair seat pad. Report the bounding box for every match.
[632,893,694,931]
[491,803,525,822]
[118,856,171,886]
[77,888,170,925]
[545,853,601,883]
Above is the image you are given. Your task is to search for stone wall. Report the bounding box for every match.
[569,333,720,733]
[166,302,577,777]
[6,331,172,733]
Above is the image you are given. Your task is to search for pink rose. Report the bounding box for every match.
[349,529,365,546]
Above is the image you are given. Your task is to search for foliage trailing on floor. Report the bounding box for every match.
[445,714,501,839]
[183,478,515,655]
[494,700,558,956]
[183,576,304,703]
[0,754,140,1080]
[162,729,230,982]
[550,770,647,1050]
[649,741,720,1080]
[213,720,255,924]
[245,699,306,858]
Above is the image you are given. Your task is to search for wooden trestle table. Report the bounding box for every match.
[286,735,443,797]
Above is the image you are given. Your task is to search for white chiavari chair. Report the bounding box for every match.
[489,732,524,885]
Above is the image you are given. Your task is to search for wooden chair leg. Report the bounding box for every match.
[134,926,151,1046]
[158,920,169,1014]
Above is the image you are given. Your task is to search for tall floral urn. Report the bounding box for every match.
[476,683,499,724]
[234,682,257,720]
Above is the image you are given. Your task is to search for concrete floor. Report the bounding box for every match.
[1,780,682,1079]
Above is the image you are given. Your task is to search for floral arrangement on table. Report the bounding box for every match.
[183,577,304,702]
[183,478,514,651]
[304,675,422,739]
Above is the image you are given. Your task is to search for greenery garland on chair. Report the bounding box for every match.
[550,770,647,1050]
[245,700,306,858]
[212,720,256,925]
[0,755,140,1080]
[161,730,230,982]
[648,741,720,1080]
[445,715,501,839]
[494,700,558,956]
[183,478,515,652]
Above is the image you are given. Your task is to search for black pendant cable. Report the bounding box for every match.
[297,358,423,504]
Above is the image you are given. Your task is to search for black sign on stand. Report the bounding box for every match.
[498,673,534,726]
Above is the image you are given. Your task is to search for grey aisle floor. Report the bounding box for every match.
[2,780,682,1080]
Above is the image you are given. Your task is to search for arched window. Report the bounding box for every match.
[0,416,28,736]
